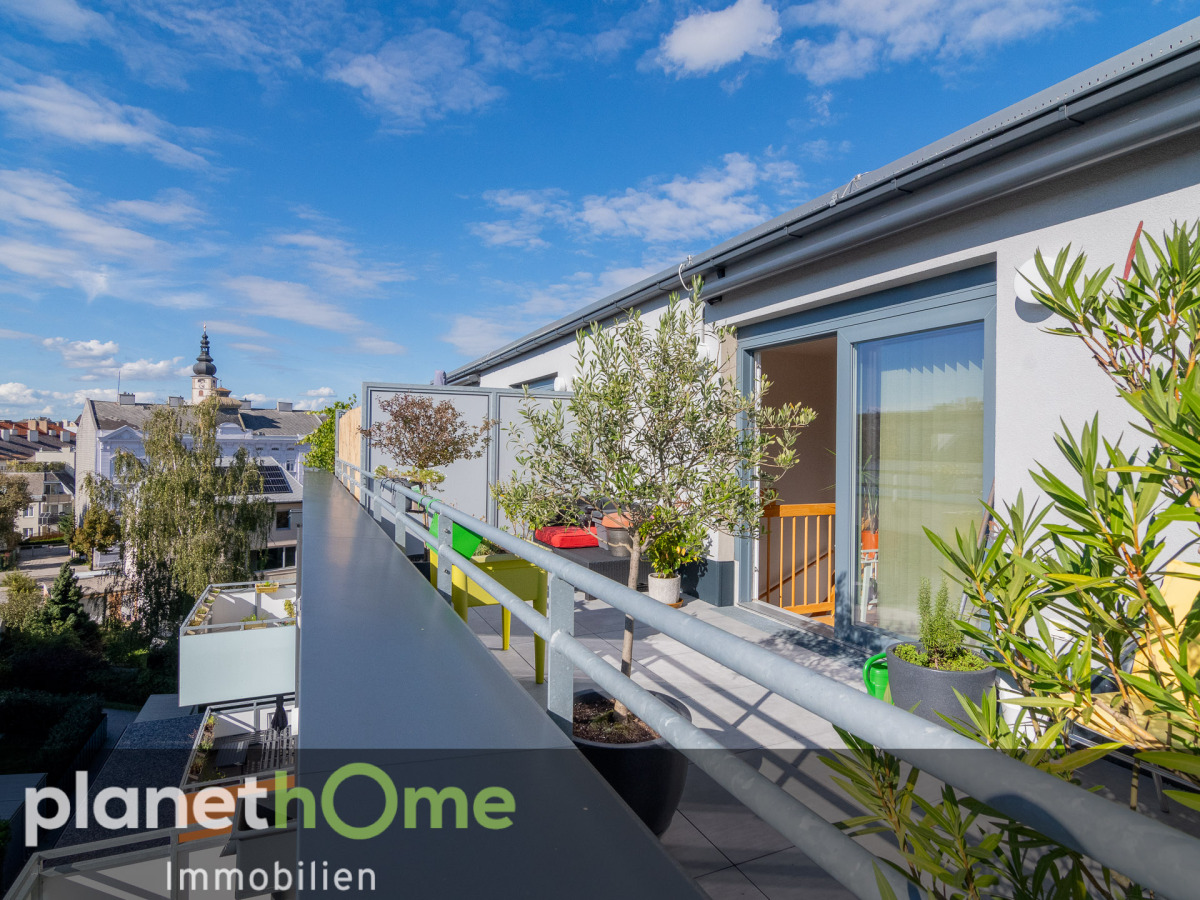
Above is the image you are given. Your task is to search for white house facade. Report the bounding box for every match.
[442,21,1200,650]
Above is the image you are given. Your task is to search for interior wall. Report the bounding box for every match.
[759,336,837,506]
[756,336,838,610]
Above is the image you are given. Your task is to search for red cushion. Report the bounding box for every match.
[535,525,599,548]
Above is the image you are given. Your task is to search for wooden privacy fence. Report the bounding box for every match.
[760,502,835,623]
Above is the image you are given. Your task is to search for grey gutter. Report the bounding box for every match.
[448,18,1200,385]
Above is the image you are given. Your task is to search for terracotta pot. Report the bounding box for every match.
[860,529,879,551]
[648,574,682,607]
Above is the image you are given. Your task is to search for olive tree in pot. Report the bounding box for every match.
[886,577,994,726]
[504,280,814,833]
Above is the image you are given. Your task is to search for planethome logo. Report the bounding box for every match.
[26,764,517,846]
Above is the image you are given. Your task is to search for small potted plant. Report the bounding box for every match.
[640,512,706,607]
[886,577,995,726]
[859,454,879,551]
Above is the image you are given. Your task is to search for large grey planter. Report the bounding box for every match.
[571,689,691,836]
[886,644,996,727]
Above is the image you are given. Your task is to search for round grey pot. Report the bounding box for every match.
[886,644,996,727]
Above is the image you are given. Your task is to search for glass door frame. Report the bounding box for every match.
[734,266,997,651]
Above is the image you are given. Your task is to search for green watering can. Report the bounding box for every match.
[863,651,890,701]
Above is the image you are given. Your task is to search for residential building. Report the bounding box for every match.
[73,331,320,578]
[8,469,74,540]
[418,20,1200,651]
[0,419,75,468]
[11,24,1200,900]
[76,331,317,501]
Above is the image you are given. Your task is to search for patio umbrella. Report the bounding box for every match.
[270,695,289,732]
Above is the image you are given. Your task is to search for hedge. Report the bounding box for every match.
[0,690,103,779]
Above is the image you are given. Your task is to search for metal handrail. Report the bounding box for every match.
[335,459,1200,900]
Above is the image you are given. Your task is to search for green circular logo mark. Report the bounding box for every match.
[321,763,398,840]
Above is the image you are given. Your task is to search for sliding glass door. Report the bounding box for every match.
[734,265,995,648]
[852,323,986,635]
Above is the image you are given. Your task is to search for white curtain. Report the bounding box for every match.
[857,323,985,635]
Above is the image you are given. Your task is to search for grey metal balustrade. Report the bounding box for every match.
[334,458,1200,900]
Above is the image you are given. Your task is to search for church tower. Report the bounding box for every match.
[191,328,217,404]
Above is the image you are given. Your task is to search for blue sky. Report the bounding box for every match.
[0,0,1195,420]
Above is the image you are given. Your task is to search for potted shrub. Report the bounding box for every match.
[886,577,995,726]
[571,688,692,836]
[361,392,494,560]
[641,512,706,607]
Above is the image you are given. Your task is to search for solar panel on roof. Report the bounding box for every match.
[257,465,291,494]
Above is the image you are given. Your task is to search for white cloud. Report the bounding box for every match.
[441,264,660,358]
[0,239,81,282]
[113,357,182,380]
[0,382,47,407]
[223,275,366,333]
[204,320,271,338]
[306,386,335,397]
[656,0,781,75]
[330,29,504,130]
[354,337,404,355]
[785,0,1079,84]
[240,392,269,403]
[42,336,180,382]
[0,0,113,42]
[273,231,408,292]
[120,0,338,80]
[791,31,879,83]
[472,152,807,251]
[578,153,795,245]
[43,336,119,368]
[469,189,570,249]
[108,190,205,225]
[231,342,275,354]
[0,169,159,258]
[0,327,34,339]
[0,76,209,168]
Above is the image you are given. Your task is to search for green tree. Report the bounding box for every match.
[500,281,814,697]
[362,393,494,492]
[57,508,76,547]
[33,561,96,640]
[1,570,43,629]
[0,472,32,557]
[90,397,274,638]
[302,395,355,473]
[71,498,121,567]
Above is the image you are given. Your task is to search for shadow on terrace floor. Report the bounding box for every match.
[467,590,1200,900]
[469,593,876,899]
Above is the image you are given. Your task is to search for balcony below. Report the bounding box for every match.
[177,583,297,707]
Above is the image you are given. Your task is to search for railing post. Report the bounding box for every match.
[546,573,574,734]
[436,510,454,606]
